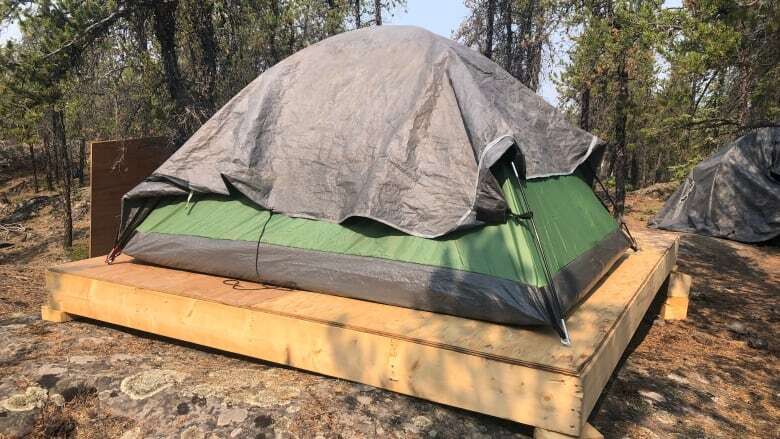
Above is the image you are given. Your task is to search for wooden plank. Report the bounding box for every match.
[578,234,677,420]
[535,423,603,439]
[45,230,678,436]
[667,271,692,298]
[661,271,692,320]
[89,137,170,257]
[40,305,74,323]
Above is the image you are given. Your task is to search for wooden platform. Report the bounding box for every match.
[44,230,679,438]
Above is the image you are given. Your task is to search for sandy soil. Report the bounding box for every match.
[0,174,778,438]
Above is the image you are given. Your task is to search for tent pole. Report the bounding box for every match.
[510,162,571,345]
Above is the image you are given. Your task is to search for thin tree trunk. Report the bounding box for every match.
[51,109,73,248]
[78,138,86,185]
[191,0,218,117]
[485,0,496,59]
[374,0,382,25]
[579,87,591,131]
[41,129,54,191]
[613,53,629,219]
[737,49,751,128]
[269,0,281,63]
[28,143,39,192]
[501,0,513,74]
[354,0,361,27]
[153,0,190,145]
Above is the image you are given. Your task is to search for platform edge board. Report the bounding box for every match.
[45,269,586,436]
[47,258,584,376]
[579,238,678,419]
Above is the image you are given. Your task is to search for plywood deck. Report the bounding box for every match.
[44,230,678,437]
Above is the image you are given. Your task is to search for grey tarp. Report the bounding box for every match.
[650,127,780,243]
[121,25,601,238]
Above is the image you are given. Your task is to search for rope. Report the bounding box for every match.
[586,163,639,251]
[221,211,274,290]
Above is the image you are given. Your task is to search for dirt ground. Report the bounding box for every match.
[0,173,778,438]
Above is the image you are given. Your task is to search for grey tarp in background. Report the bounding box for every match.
[650,127,780,243]
[121,25,601,239]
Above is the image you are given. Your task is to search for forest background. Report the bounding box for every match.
[0,0,777,246]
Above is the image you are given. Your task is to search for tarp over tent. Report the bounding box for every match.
[112,26,632,341]
[651,127,780,243]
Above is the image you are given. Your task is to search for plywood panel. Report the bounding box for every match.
[89,137,170,257]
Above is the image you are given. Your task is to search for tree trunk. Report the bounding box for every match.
[29,143,39,193]
[579,87,591,131]
[354,0,361,27]
[78,138,86,185]
[485,0,496,59]
[501,0,513,74]
[51,109,73,248]
[737,48,752,128]
[374,0,382,25]
[613,53,629,219]
[153,0,190,145]
[269,0,281,63]
[191,0,218,118]
[41,129,54,191]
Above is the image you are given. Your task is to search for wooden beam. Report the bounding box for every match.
[578,237,677,419]
[535,423,604,439]
[41,305,74,323]
[661,271,692,320]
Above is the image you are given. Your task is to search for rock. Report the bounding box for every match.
[727,322,747,335]
[747,336,768,350]
[36,364,67,377]
[68,355,97,365]
[356,394,373,405]
[119,426,143,439]
[110,354,137,363]
[0,410,37,438]
[1,386,47,411]
[688,372,711,385]
[216,407,248,426]
[413,415,433,430]
[120,370,186,400]
[49,393,65,407]
[638,389,666,404]
[666,373,688,385]
[180,425,206,439]
[654,410,675,425]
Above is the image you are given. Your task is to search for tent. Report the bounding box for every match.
[651,127,780,243]
[111,26,633,342]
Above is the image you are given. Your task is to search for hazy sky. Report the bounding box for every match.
[0,0,684,106]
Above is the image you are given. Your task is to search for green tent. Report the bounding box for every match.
[114,27,633,342]
[122,160,630,344]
